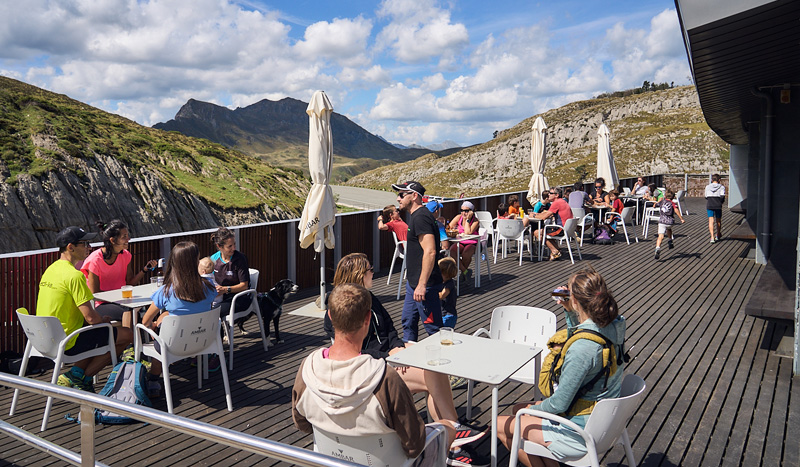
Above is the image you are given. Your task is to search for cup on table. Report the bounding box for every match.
[440,327,454,346]
[121,285,133,299]
[156,276,164,286]
[426,345,441,366]
[527,209,534,216]
[150,277,159,285]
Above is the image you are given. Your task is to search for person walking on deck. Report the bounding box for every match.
[392,181,445,342]
[705,174,726,243]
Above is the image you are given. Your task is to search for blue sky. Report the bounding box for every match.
[0,0,689,147]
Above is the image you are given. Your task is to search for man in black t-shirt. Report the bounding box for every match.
[392,181,444,342]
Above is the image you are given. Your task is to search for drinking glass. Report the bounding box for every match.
[426,345,441,366]
[440,327,454,346]
[121,285,133,299]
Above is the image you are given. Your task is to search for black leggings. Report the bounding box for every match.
[213,294,252,319]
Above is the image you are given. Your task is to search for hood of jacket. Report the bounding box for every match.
[706,182,724,194]
[577,315,626,346]
[301,350,386,416]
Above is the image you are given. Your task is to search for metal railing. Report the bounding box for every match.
[0,373,362,467]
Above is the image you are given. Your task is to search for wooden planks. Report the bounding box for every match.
[1,198,797,467]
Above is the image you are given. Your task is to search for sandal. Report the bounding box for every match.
[549,251,562,261]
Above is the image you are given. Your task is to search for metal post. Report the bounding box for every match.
[80,404,95,467]
[287,222,297,283]
[319,248,327,311]
[684,173,688,192]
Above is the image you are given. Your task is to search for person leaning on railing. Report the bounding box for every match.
[81,219,158,329]
[497,268,627,467]
[377,205,408,242]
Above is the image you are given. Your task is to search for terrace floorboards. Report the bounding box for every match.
[1,198,797,466]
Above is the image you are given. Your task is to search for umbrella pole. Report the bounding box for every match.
[319,248,327,311]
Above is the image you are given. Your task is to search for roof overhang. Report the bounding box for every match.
[675,0,800,145]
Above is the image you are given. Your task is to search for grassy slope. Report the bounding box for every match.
[0,77,308,213]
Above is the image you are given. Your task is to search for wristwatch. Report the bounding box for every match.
[227,286,232,294]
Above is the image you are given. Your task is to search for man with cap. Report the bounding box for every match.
[36,226,132,391]
[392,181,444,342]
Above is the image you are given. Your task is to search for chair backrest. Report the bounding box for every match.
[313,426,409,467]
[584,374,647,453]
[562,217,579,237]
[158,308,222,357]
[496,219,525,240]
[248,268,260,291]
[620,206,635,223]
[16,309,67,359]
[490,306,557,351]
[475,211,495,232]
[571,207,585,218]
[675,190,686,201]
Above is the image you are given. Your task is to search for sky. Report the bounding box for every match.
[0,0,690,147]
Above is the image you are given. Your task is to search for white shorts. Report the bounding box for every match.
[658,223,674,235]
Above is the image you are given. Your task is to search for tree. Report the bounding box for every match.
[493,130,499,139]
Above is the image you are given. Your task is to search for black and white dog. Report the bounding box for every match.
[235,279,299,344]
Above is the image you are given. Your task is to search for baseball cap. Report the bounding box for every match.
[391,181,426,197]
[55,226,96,248]
[426,200,443,212]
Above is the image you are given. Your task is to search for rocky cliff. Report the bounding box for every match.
[0,77,309,254]
[346,86,729,196]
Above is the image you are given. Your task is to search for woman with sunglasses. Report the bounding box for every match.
[323,253,486,457]
[81,219,158,328]
[447,201,480,278]
[631,177,649,197]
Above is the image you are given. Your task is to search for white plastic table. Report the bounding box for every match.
[387,331,542,467]
[449,234,481,295]
[93,283,160,325]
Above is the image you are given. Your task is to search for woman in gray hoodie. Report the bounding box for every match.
[497,268,627,467]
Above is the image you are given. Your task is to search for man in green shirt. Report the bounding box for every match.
[37,226,132,391]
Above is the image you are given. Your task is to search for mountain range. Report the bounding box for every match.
[346,86,729,197]
[154,98,462,182]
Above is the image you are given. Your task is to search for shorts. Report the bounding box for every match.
[657,223,674,235]
[541,417,589,461]
[95,302,129,321]
[442,313,457,328]
[707,209,722,218]
[65,326,118,356]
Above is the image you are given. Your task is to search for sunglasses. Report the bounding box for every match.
[397,192,413,198]
[461,209,471,212]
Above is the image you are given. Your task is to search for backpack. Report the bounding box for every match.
[75,359,152,424]
[593,225,614,245]
[538,328,628,416]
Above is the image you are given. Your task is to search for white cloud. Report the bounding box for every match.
[376,0,469,64]
[294,17,373,67]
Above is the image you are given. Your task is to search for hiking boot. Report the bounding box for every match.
[668,239,674,249]
[449,375,467,389]
[57,370,95,393]
[654,248,660,260]
[451,424,486,448]
[447,446,490,467]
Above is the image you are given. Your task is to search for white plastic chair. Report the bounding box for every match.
[541,218,582,264]
[605,207,638,245]
[641,206,660,238]
[222,268,269,370]
[313,424,448,467]
[509,374,647,467]
[134,307,233,414]
[466,306,556,418]
[674,189,688,215]
[475,211,498,259]
[494,219,532,265]
[387,231,407,285]
[571,207,595,247]
[9,308,117,431]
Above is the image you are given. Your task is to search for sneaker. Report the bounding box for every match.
[654,248,660,260]
[208,354,221,372]
[449,375,468,389]
[57,370,95,392]
[451,424,486,448]
[121,346,135,362]
[668,239,674,249]
[710,239,716,244]
[447,446,490,467]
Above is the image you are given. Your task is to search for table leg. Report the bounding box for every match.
[491,385,499,467]
[475,240,481,288]
[456,244,461,296]
[533,352,542,400]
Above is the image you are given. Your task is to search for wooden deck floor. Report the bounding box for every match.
[1,198,797,466]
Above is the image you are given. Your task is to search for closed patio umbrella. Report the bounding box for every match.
[527,116,549,204]
[597,123,619,191]
[299,90,336,310]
